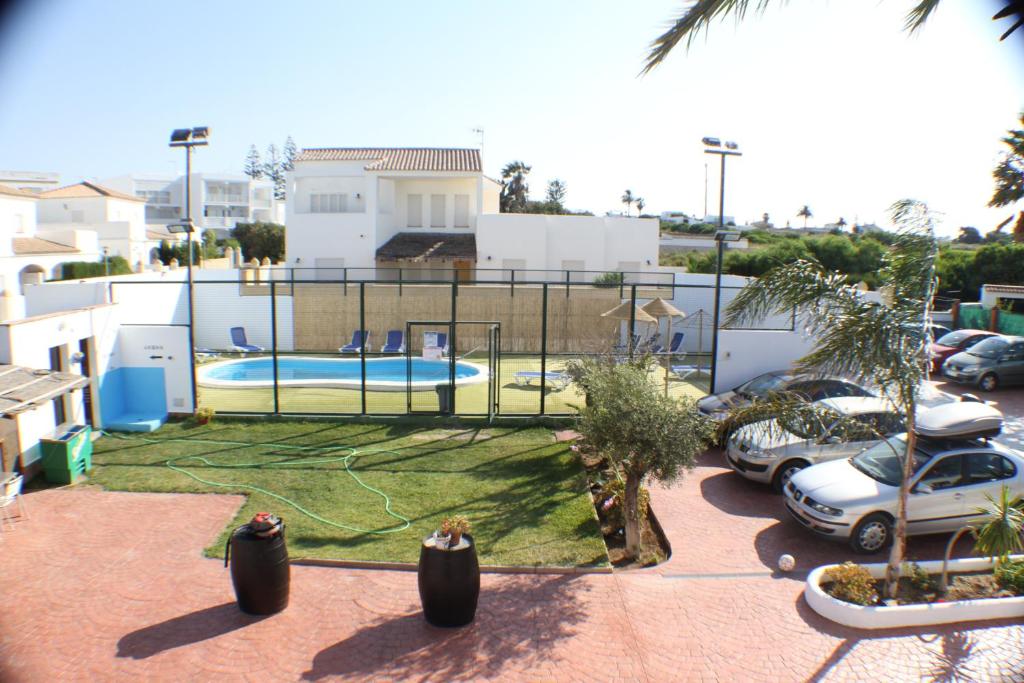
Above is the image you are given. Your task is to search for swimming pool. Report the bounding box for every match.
[197,356,488,391]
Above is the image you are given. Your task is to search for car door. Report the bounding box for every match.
[958,452,1020,525]
[999,342,1024,386]
[906,454,970,535]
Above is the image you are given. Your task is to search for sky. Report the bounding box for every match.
[0,0,1022,236]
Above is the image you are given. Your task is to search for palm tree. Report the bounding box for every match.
[641,1,1022,74]
[621,189,635,216]
[797,205,813,228]
[724,199,939,598]
[990,112,1024,241]
[499,161,532,213]
[636,197,646,215]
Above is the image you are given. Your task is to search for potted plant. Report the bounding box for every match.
[195,407,215,425]
[417,514,480,627]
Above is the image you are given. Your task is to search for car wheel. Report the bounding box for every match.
[979,373,999,392]
[772,460,808,494]
[849,513,892,554]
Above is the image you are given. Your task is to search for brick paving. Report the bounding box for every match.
[2,384,1023,682]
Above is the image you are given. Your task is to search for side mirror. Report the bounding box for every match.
[824,435,842,445]
[915,483,934,495]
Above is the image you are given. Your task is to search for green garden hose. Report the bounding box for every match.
[100,432,411,535]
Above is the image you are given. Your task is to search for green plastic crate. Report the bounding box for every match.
[40,425,93,485]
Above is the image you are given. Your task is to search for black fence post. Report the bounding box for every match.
[450,281,458,415]
[359,282,367,415]
[510,269,515,298]
[540,283,548,415]
[398,267,403,297]
[271,281,280,415]
[565,270,570,298]
[628,284,637,358]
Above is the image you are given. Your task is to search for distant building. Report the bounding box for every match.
[660,211,692,225]
[101,173,284,236]
[0,170,61,194]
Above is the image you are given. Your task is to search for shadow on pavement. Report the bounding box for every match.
[116,602,266,659]
[303,575,588,681]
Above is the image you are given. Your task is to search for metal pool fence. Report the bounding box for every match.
[110,272,796,418]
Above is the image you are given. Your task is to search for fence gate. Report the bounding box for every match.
[405,320,500,419]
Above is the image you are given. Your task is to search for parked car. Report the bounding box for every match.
[726,397,906,493]
[926,322,954,341]
[942,334,1024,391]
[698,371,957,424]
[783,402,1022,553]
[928,329,998,374]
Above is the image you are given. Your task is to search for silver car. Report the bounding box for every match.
[726,397,906,493]
[784,403,1024,554]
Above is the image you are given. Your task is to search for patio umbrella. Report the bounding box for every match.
[600,301,657,324]
[642,298,686,396]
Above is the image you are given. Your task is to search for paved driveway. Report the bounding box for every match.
[2,386,1023,682]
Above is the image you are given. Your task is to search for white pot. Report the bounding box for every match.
[805,555,1024,629]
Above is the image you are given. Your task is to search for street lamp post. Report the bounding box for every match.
[703,137,742,394]
[169,126,210,414]
[102,247,109,277]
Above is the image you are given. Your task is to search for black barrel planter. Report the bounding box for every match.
[417,533,480,627]
[225,515,290,615]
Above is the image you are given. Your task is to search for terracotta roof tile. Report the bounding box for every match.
[39,181,145,203]
[12,237,79,255]
[0,184,39,199]
[376,232,477,261]
[984,284,1024,295]
[295,148,481,172]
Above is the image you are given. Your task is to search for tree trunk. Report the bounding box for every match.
[884,409,917,598]
[623,472,642,560]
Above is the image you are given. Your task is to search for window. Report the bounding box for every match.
[919,455,963,490]
[309,194,347,214]
[965,452,1016,485]
[71,210,85,223]
[430,195,446,228]
[49,346,66,426]
[454,194,470,227]
[407,194,423,227]
[502,258,526,281]
[561,260,586,282]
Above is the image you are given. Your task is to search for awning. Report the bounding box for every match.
[0,365,89,416]
[375,233,477,262]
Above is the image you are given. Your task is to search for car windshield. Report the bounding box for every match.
[849,436,930,487]
[934,330,972,347]
[968,337,1009,359]
[734,373,787,399]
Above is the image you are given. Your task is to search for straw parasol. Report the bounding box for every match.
[641,297,684,320]
[600,301,657,324]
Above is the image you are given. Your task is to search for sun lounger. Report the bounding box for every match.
[230,327,264,354]
[514,371,570,390]
[339,330,370,353]
[381,330,406,354]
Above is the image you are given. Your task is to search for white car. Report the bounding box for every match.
[726,396,906,493]
[783,402,1023,554]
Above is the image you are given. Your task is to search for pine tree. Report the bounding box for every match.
[283,136,297,172]
[264,144,285,200]
[244,145,263,179]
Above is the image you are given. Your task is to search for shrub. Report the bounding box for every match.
[593,271,624,288]
[59,257,132,280]
[824,562,878,606]
[905,561,934,592]
[599,477,650,528]
[995,559,1024,594]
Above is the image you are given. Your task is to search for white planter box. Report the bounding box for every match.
[805,555,1024,629]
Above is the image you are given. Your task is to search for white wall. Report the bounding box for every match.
[0,195,37,245]
[117,325,193,413]
[713,328,817,392]
[193,270,294,351]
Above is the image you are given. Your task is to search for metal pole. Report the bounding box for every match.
[185,145,198,414]
[540,283,548,415]
[710,238,725,394]
[270,281,280,414]
[359,282,367,415]
[704,161,709,219]
[449,281,458,415]
[718,154,726,231]
[628,285,637,358]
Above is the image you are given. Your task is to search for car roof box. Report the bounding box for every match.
[914,402,1003,440]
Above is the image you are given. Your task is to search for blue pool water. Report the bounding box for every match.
[199,356,482,388]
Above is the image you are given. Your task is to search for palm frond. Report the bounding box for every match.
[641,0,775,75]
[904,0,943,33]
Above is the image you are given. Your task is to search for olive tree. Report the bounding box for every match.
[570,355,714,559]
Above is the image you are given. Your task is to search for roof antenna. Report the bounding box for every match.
[472,127,484,162]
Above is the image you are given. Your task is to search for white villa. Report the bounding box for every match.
[102,172,284,236]
[286,147,659,280]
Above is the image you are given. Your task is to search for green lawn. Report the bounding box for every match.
[88,419,609,567]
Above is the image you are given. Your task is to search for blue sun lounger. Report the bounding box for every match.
[339,330,370,353]
[514,371,570,391]
[230,327,264,353]
[381,330,406,354]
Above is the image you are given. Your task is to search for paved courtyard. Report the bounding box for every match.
[1,383,1023,682]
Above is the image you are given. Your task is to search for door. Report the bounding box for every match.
[454,260,473,283]
[907,454,969,534]
[1000,342,1024,386]
[958,452,1019,525]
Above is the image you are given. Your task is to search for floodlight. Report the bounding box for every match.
[191,126,210,140]
[714,230,742,242]
[702,136,721,147]
[170,128,192,143]
[724,141,739,150]
[166,221,195,234]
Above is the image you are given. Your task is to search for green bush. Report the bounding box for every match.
[593,272,624,288]
[231,222,285,262]
[59,257,132,280]
[824,562,878,606]
[995,559,1024,594]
